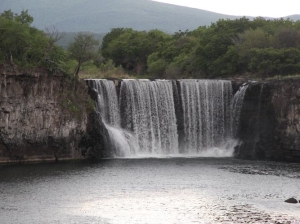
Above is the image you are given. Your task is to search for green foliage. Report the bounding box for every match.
[248,48,300,78]
[79,59,129,80]
[147,54,168,77]
[67,33,99,79]
[102,28,172,74]
[60,78,95,120]
[99,17,300,79]
[68,33,99,64]
[3,9,300,80]
[0,9,33,25]
[0,10,66,71]
[56,32,104,49]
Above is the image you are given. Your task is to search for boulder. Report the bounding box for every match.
[284,198,298,203]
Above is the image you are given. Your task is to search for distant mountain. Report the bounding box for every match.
[2,0,299,35]
[1,0,241,33]
[285,14,300,21]
[57,32,105,49]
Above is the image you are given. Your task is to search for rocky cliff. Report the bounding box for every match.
[1,69,299,163]
[236,79,300,162]
[0,64,98,163]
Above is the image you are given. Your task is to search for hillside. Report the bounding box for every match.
[286,14,300,21]
[57,32,105,49]
[1,0,240,33]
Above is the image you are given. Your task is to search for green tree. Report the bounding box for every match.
[67,33,99,80]
[0,10,48,66]
[101,28,133,59]
[0,10,65,70]
[275,27,300,48]
[0,9,33,25]
[98,17,300,78]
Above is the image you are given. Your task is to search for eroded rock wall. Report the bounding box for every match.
[272,80,300,160]
[236,80,300,162]
[0,65,91,163]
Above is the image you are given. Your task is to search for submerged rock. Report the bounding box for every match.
[284,198,298,203]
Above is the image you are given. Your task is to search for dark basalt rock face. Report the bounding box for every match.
[172,80,185,151]
[79,112,111,160]
[235,79,300,162]
[82,85,113,160]
[0,64,106,163]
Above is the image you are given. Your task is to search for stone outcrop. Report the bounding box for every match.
[0,64,99,163]
[284,198,298,204]
[235,79,300,162]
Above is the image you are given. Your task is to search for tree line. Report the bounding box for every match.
[101,18,300,79]
[2,10,300,79]
[0,10,99,79]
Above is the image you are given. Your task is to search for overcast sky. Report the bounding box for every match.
[153,0,300,17]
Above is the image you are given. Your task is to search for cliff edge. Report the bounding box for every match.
[0,64,94,163]
[236,79,300,162]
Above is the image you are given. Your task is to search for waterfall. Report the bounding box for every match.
[119,79,179,155]
[231,83,249,137]
[87,79,120,125]
[87,79,239,158]
[86,79,135,157]
[179,80,233,153]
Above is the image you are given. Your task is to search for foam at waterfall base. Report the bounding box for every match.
[113,139,238,159]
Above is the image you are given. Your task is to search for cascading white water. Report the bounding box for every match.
[86,79,135,157]
[179,80,233,154]
[231,83,249,137]
[87,79,240,158]
[119,79,179,155]
[87,79,120,125]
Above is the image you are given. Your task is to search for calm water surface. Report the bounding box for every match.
[0,158,300,224]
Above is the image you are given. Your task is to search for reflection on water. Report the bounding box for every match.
[0,158,300,224]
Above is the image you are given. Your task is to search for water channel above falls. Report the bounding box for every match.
[1,158,300,223]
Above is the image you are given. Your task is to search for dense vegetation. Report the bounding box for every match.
[0,10,100,78]
[1,10,300,79]
[0,10,66,70]
[101,18,300,79]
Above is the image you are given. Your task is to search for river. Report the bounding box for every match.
[1,158,300,223]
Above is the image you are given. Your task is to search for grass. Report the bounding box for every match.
[265,74,300,80]
[73,61,300,81]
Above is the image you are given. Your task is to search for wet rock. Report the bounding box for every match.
[235,79,300,162]
[296,89,300,99]
[284,198,298,203]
